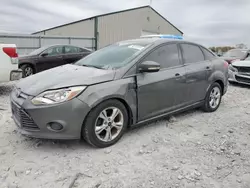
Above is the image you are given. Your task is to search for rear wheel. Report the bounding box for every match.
[21,64,34,77]
[202,82,222,112]
[82,100,128,148]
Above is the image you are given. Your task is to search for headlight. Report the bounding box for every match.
[31,86,87,105]
[228,64,238,72]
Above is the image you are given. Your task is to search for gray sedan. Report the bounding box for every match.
[10,38,228,147]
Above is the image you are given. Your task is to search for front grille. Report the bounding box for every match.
[235,75,250,83]
[233,66,250,73]
[11,102,21,123]
[11,102,39,130]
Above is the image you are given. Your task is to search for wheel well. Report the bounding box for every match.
[80,98,134,139]
[86,98,133,125]
[114,98,134,126]
[19,63,36,73]
[215,80,224,94]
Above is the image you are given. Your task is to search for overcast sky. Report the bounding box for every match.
[0,0,249,47]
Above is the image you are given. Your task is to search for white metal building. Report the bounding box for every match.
[32,6,183,49]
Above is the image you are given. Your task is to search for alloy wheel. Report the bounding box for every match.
[209,86,221,109]
[24,67,33,77]
[95,107,124,142]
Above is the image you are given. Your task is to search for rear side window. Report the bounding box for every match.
[65,46,79,54]
[143,44,181,69]
[79,48,90,53]
[181,44,205,64]
[201,47,215,60]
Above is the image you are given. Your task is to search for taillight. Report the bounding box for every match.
[224,61,228,68]
[3,47,18,58]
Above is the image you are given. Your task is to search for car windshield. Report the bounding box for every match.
[223,49,247,58]
[29,46,50,55]
[75,42,151,69]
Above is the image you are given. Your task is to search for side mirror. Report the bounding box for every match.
[139,61,160,73]
[41,52,48,57]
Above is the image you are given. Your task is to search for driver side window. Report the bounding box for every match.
[43,46,63,56]
[143,44,181,69]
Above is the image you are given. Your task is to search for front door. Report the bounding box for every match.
[136,43,186,121]
[180,43,210,104]
[37,46,64,72]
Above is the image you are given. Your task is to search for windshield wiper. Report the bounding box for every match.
[81,64,104,69]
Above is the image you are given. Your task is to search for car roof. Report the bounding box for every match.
[117,38,201,46]
[40,44,92,51]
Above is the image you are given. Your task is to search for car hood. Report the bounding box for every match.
[232,60,250,67]
[16,64,116,96]
[221,56,238,61]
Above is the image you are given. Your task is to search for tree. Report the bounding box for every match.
[209,46,235,53]
[209,47,216,52]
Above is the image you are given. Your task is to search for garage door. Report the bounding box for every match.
[141,30,159,36]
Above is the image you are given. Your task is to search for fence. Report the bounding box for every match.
[0,34,96,55]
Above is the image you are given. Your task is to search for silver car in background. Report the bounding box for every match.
[229,56,250,85]
[10,37,228,148]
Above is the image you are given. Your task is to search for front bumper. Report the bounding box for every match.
[229,70,250,85]
[10,91,91,140]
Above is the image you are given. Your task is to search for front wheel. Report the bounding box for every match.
[21,64,34,77]
[202,82,222,112]
[82,100,128,148]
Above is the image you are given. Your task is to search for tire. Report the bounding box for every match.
[202,82,222,112]
[82,99,128,148]
[20,64,34,77]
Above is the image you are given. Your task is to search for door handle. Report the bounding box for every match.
[206,66,212,70]
[175,73,183,81]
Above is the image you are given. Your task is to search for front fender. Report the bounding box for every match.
[77,77,137,124]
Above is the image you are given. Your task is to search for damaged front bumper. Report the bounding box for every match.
[229,70,250,85]
[10,90,91,140]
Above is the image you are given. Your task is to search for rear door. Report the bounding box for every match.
[36,46,64,72]
[136,43,186,121]
[63,46,91,64]
[180,43,211,104]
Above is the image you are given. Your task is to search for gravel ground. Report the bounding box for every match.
[0,82,250,188]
